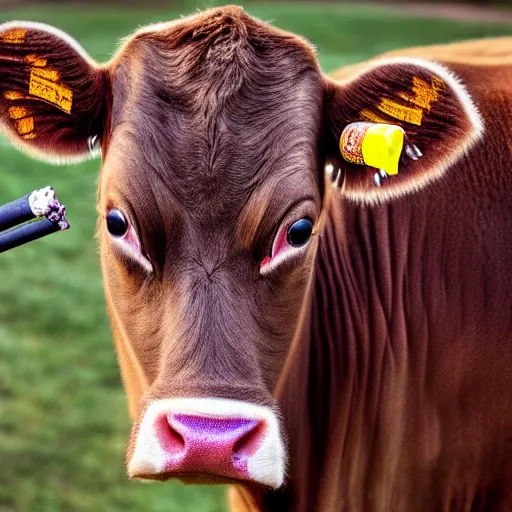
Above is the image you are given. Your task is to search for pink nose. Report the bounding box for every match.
[155,413,266,480]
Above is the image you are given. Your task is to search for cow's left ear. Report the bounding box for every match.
[324,58,484,204]
[0,21,110,163]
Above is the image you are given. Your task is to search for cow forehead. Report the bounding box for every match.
[103,7,323,220]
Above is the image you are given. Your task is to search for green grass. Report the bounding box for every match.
[0,2,511,511]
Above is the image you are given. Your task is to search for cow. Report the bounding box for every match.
[1,5,512,511]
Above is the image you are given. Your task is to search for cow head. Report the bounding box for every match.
[0,6,482,490]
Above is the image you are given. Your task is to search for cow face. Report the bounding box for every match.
[0,5,482,491]
[99,9,323,488]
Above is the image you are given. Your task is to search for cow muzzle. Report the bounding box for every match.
[127,398,286,489]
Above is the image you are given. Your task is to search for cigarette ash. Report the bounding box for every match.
[28,186,70,230]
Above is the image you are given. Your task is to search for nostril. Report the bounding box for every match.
[155,414,185,455]
[156,413,268,475]
[232,421,266,462]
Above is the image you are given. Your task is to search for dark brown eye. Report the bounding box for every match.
[287,218,313,247]
[106,209,128,237]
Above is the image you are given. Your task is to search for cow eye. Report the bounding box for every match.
[260,217,314,274]
[106,208,153,273]
[287,219,313,247]
[107,209,128,237]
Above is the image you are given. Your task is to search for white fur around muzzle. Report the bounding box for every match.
[127,397,287,489]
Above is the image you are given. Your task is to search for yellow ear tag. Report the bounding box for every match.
[361,124,404,176]
[338,122,422,186]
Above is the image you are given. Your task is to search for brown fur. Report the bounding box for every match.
[330,37,512,82]
[3,6,512,511]
[99,8,323,425]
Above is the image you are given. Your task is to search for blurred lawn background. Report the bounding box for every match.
[0,1,511,511]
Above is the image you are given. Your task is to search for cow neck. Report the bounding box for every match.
[267,168,512,510]
[293,195,419,511]
[265,192,416,512]
[275,194,410,511]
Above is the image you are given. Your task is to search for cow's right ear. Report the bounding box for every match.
[0,22,110,163]
[323,58,484,204]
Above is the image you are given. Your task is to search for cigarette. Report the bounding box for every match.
[0,217,62,253]
[0,186,70,253]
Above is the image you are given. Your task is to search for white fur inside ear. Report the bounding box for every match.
[330,56,485,205]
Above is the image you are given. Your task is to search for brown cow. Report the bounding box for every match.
[1,5,511,511]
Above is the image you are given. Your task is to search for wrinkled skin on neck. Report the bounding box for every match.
[254,62,512,512]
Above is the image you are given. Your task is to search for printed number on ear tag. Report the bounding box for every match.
[339,122,422,186]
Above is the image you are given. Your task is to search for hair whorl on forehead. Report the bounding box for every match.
[122,5,318,87]
[179,6,250,64]
[104,5,323,214]
[129,7,252,72]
